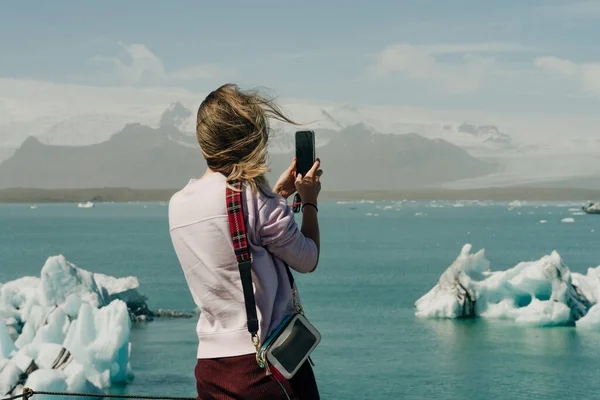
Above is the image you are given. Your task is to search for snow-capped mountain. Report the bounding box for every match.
[0,95,513,161]
[386,121,516,153]
[454,123,513,148]
[159,102,194,132]
[281,103,519,154]
[0,120,496,190]
[2,93,600,190]
[0,102,198,161]
[0,80,200,162]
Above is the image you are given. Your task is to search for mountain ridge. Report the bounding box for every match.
[0,120,497,190]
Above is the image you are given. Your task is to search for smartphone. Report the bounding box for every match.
[295,130,315,177]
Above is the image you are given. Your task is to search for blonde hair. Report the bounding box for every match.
[196,83,299,192]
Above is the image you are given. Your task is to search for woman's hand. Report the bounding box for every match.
[295,159,322,205]
[273,158,297,199]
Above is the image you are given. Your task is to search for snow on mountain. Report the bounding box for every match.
[441,145,600,189]
[455,123,513,147]
[268,105,377,154]
[159,102,194,131]
[2,78,600,189]
[0,102,198,162]
[0,79,200,161]
[386,121,517,154]
[0,82,513,161]
[281,102,521,155]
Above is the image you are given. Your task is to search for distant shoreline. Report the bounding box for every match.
[0,187,599,203]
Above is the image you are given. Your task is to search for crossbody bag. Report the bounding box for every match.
[226,180,321,380]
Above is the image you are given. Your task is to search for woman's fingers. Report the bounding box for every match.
[287,158,297,173]
[306,159,321,177]
[297,165,323,183]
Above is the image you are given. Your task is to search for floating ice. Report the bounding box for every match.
[539,220,547,224]
[0,256,136,396]
[577,305,600,329]
[0,255,191,398]
[561,218,575,223]
[63,301,132,388]
[0,321,17,358]
[77,202,94,209]
[336,200,374,204]
[415,244,599,327]
[583,202,600,213]
[1,256,194,397]
[508,200,525,210]
[428,202,445,208]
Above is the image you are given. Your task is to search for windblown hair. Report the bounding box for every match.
[196,83,298,192]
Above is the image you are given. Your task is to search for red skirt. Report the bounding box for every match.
[194,354,320,400]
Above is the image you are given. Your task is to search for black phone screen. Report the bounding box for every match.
[295,131,315,177]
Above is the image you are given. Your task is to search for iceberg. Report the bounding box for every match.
[415,244,599,327]
[582,202,600,214]
[508,200,525,209]
[0,255,192,398]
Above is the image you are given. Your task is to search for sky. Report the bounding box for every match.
[2,0,600,135]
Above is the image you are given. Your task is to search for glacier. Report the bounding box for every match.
[415,244,600,328]
[0,255,190,398]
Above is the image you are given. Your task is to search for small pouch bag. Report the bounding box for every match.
[226,180,321,380]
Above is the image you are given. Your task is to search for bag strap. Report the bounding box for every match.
[226,180,296,342]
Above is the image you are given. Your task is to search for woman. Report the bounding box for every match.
[168,83,322,399]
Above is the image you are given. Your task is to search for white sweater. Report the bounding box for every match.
[168,173,318,359]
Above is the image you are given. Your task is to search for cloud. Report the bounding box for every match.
[89,42,229,86]
[373,42,600,97]
[373,42,503,93]
[535,56,578,76]
[535,55,600,94]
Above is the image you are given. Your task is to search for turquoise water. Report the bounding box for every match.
[1,201,600,399]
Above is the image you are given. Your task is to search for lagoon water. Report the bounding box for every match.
[1,201,599,399]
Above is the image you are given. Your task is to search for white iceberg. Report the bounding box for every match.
[77,202,94,209]
[415,244,599,327]
[508,200,525,210]
[336,200,375,205]
[583,202,600,213]
[0,255,141,397]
